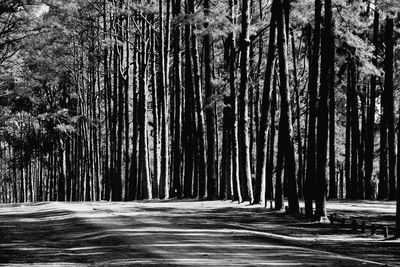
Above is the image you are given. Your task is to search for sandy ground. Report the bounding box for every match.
[0,200,399,266]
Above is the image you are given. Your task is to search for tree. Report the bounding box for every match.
[305,0,321,217]
[238,0,254,204]
[315,0,334,221]
[364,0,379,200]
[183,0,195,198]
[204,0,217,200]
[172,0,182,198]
[254,0,277,205]
[384,17,396,201]
[276,0,299,214]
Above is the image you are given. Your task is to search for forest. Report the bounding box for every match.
[1,0,400,241]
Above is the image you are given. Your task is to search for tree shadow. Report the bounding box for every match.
[0,206,170,265]
[0,201,398,266]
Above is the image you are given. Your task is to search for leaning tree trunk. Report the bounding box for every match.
[254,0,277,205]
[276,0,299,214]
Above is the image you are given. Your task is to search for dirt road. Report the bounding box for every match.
[0,200,398,266]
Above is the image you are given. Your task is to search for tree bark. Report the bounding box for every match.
[276,0,299,214]
[183,0,195,198]
[172,0,182,198]
[365,0,379,200]
[305,0,321,217]
[254,0,277,205]
[239,0,254,204]
[384,17,396,201]
[315,0,334,220]
[204,0,217,200]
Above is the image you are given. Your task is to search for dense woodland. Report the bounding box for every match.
[1,0,400,235]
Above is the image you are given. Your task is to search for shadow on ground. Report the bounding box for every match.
[0,200,398,266]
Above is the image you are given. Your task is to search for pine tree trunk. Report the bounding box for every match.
[359,86,366,199]
[226,0,241,203]
[365,0,379,200]
[384,18,396,201]
[276,0,299,214]
[204,0,217,200]
[150,20,160,199]
[191,19,207,199]
[172,0,182,198]
[124,16,130,201]
[254,0,277,205]
[379,72,388,199]
[221,99,232,200]
[396,108,400,237]
[239,0,254,204]
[305,0,321,217]
[139,17,152,200]
[183,1,194,198]
[291,28,303,199]
[328,23,336,199]
[345,57,351,199]
[315,0,334,220]
[129,36,139,200]
[266,72,277,201]
[159,0,170,199]
[349,54,359,199]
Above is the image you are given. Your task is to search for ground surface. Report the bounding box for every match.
[0,200,399,266]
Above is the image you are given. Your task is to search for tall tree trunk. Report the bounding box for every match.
[159,0,170,199]
[345,57,351,199]
[305,0,321,217]
[365,0,379,200]
[183,0,195,198]
[396,108,400,237]
[275,118,285,210]
[151,20,160,199]
[227,0,241,203]
[139,17,152,199]
[129,36,139,200]
[191,14,207,199]
[276,0,299,214]
[204,0,217,200]
[384,17,396,201]
[359,86,366,199]
[328,23,336,200]
[379,67,388,199]
[172,0,182,198]
[239,0,254,204]
[266,72,277,200]
[254,0,277,205]
[124,16,130,201]
[349,54,359,199]
[315,0,334,220]
[291,28,303,199]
